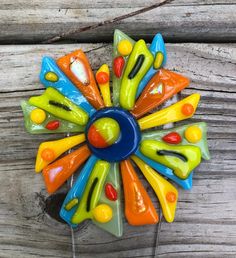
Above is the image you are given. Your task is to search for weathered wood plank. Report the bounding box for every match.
[0,1,236,43]
[0,43,236,257]
[2,0,236,9]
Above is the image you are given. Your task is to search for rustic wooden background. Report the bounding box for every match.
[0,0,236,257]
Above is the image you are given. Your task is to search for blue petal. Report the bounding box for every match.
[40,56,95,115]
[135,149,193,190]
[60,155,98,227]
[136,33,167,98]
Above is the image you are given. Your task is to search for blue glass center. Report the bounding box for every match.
[85,107,141,162]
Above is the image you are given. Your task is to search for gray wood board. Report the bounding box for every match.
[0,0,236,43]
[0,43,236,257]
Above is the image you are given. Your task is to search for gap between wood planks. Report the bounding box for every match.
[1,0,236,44]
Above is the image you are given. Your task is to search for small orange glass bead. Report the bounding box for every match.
[166,191,176,203]
[181,103,194,116]
[41,148,55,162]
[96,72,109,84]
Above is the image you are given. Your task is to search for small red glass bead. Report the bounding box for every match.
[105,183,118,201]
[162,132,182,144]
[113,56,125,78]
[45,120,60,130]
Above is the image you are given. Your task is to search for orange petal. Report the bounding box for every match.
[120,159,159,225]
[131,69,190,118]
[43,145,91,194]
[57,50,104,109]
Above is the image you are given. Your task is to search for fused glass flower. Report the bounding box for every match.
[21,30,210,237]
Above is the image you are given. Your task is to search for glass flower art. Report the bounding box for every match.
[21,30,210,237]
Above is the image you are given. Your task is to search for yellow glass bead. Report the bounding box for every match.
[92,204,113,223]
[65,198,79,211]
[30,108,46,124]
[45,71,58,82]
[153,52,164,69]
[185,126,202,143]
[117,40,133,56]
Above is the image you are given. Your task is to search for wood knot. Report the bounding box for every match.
[45,192,67,224]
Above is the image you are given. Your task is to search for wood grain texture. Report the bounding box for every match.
[0,43,236,257]
[0,0,236,43]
